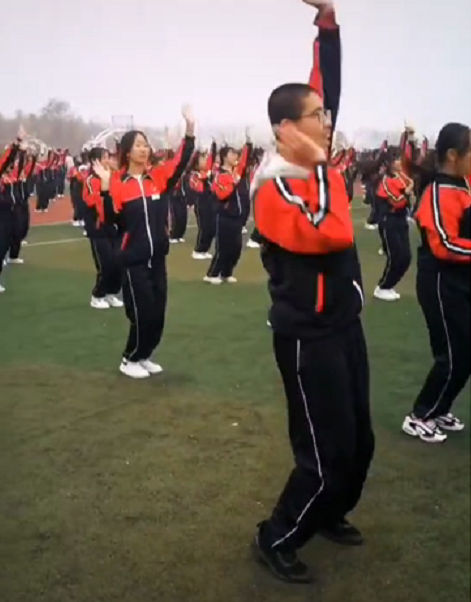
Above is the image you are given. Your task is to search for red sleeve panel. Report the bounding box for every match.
[255,166,353,255]
[416,183,471,263]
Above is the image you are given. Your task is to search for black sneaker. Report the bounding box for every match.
[252,530,313,584]
[319,519,364,546]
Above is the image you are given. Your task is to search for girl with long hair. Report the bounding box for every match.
[403,123,471,443]
[93,107,195,379]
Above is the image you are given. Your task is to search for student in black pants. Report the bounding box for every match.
[373,158,414,301]
[83,148,123,310]
[0,138,21,292]
[169,182,188,243]
[188,146,217,259]
[94,107,195,380]
[403,123,471,444]
[250,1,374,584]
[205,138,252,284]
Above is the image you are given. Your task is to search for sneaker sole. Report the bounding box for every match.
[402,425,447,443]
[119,368,150,380]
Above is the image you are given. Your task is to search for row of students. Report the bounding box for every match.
[0,135,38,292]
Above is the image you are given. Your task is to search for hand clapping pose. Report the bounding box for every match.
[94,106,196,379]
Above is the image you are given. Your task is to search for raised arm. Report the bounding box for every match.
[307,1,341,134]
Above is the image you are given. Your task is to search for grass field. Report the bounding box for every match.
[0,202,469,602]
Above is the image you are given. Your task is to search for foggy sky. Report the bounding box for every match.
[1,0,470,138]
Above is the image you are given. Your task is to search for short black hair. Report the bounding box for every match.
[435,123,470,166]
[268,83,315,126]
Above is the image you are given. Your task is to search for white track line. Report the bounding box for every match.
[27,238,87,248]
[28,219,372,249]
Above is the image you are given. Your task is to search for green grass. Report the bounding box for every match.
[0,203,469,602]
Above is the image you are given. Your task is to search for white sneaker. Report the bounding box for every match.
[374,287,399,302]
[72,220,81,227]
[0,284,5,294]
[169,239,179,244]
[90,297,110,309]
[8,258,24,265]
[192,252,207,260]
[246,240,261,249]
[242,227,248,234]
[365,223,378,231]
[223,276,238,284]
[390,289,401,300]
[178,238,185,243]
[22,240,29,246]
[106,295,124,308]
[204,253,213,259]
[140,359,163,375]
[402,414,447,443]
[267,320,272,328]
[204,276,223,285]
[435,413,465,432]
[120,360,150,379]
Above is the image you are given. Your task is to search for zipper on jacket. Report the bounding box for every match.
[136,176,154,260]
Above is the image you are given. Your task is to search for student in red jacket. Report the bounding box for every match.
[0,133,23,292]
[403,123,471,443]
[205,136,253,284]
[251,0,373,584]
[83,147,123,310]
[93,107,195,379]
[373,158,414,300]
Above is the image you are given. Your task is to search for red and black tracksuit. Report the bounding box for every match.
[107,135,195,362]
[188,143,217,254]
[0,143,21,275]
[69,164,88,223]
[83,173,122,300]
[8,151,30,261]
[376,173,412,289]
[206,142,253,278]
[167,143,192,241]
[252,7,374,554]
[412,174,471,420]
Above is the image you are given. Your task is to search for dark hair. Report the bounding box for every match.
[268,83,314,126]
[119,130,149,169]
[190,149,207,171]
[88,147,108,163]
[435,123,470,166]
[416,124,470,197]
[219,145,236,165]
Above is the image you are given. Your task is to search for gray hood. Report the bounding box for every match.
[250,151,311,201]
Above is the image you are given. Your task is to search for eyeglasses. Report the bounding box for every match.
[299,108,332,124]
